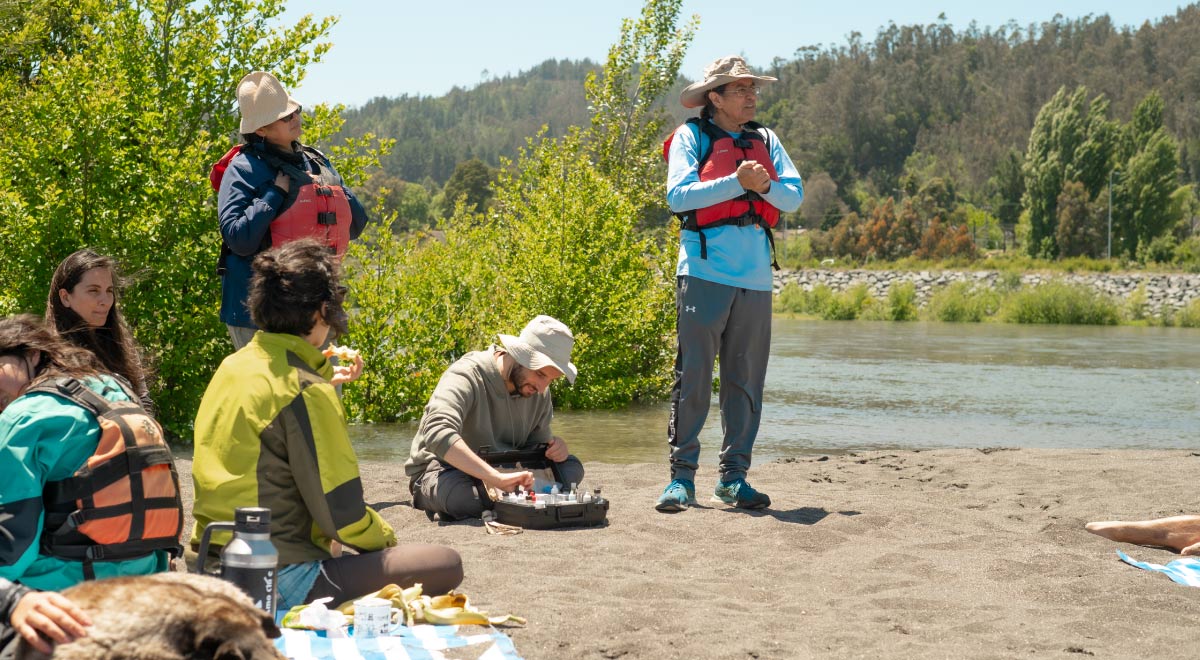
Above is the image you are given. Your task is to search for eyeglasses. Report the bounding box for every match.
[721,85,760,98]
[278,107,302,123]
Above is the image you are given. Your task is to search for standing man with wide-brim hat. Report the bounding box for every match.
[656,56,804,513]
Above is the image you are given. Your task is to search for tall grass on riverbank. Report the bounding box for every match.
[1174,299,1200,328]
[999,282,1121,325]
[776,279,1180,326]
[925,282,1002,322]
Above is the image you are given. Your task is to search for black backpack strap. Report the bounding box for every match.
[25,377,111,418]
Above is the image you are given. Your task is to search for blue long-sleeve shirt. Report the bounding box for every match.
[666,120,803,291]
[217,144,370,328]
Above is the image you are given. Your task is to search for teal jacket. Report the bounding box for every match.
[0,376,168,591]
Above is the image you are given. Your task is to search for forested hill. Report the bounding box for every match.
[760,7,1200,215]
[339,7,1200,207]
[338,59,599,185]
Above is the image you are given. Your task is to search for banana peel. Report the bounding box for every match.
[333,583,525,629]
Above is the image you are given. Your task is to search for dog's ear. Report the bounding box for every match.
[261,613,281,639]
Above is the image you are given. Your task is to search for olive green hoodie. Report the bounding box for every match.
[405,347,553,480]
[191,331,395,567]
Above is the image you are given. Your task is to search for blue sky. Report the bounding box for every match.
[278,0,1189,107]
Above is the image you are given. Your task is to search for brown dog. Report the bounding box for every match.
[15,573,284,660]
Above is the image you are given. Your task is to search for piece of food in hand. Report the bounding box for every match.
[322,344,360,361]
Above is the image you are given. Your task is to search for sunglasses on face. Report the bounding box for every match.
[278,107,302,123]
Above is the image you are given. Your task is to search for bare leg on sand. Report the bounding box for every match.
[1086,515,1200,555]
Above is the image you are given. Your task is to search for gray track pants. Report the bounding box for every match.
[410,457,586,521]
[666,276,772,483]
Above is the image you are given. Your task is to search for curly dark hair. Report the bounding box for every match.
[45,249,150,396]
[0,314,103,388]
[248,239,349,339]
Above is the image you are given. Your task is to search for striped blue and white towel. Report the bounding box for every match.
[274,625,522,660]
[1117,550,1200,587]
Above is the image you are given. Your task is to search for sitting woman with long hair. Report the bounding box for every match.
[190,238,462,609]
[0,315,179,654]
[45,248,154,414]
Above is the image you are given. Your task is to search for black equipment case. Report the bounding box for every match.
[477,444,608,530]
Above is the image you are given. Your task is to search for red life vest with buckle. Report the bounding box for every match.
[662,118,781,268]
[33,377,183,578]
[209,144,353,265]
[268,157,354,258]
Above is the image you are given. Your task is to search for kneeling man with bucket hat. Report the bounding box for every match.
[405,315,583,521]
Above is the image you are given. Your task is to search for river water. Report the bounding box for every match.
[349,319,1200,464]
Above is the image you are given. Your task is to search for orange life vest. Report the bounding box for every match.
[35,377,183,577]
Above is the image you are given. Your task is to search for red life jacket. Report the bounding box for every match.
[663,118,781,268]
[33,377,183,578]
[268,163,354,259]
[209,144,353,272]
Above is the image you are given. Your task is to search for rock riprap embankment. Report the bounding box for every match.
[774,269,1200,315]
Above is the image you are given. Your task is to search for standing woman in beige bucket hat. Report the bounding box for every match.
[211,71,371,350]
[656,56,804,513]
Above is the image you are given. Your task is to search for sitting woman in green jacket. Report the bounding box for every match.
[190,238,462,609]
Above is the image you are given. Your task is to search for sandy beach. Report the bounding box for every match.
[177,449,1200,659]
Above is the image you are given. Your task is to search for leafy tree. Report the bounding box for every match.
[0,0,390,438]
[830,212,866,259]
[1021,86,1116,257]
[358,172,435,232]
[1054,181,1105,258]
[859,198,894,260]
[584,0,696,210]
[797,171,841,230]
[440,158,496,217]
[341,0,691,420]
[988,149,1026,228]
[888,198,922,256]
[1111,92,1184,257]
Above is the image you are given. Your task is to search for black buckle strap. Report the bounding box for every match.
[317,211,337,225]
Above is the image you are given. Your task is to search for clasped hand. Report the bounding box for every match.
[736,161,771,194]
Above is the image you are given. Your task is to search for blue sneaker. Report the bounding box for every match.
[713,478,771,509]
[655,479,696,512]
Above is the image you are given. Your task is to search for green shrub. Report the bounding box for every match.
[776,233,813,269]
[344,132,677,420]
[824,284,873,320]
[774,283,833,316]
[1000,281,1121,325]
[1173,237,1200,273]
[1137,233,1178,264]
[925,282,1002,322]
[1059,256,1115,273]
[1125,284,1149,322]
[885,281,919,321]
[997,269,1024,292]
[0,3,347,439]
[1175,299,1200,328]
